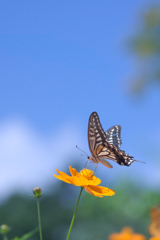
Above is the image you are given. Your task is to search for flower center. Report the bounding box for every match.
[80,168,94,179]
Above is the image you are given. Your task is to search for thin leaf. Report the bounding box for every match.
[11,227,38,240]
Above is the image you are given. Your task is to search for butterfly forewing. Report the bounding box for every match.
[88,112,107,155]
[88,112,113,168]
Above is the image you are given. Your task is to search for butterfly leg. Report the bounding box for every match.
[85,160,92,169]
[93,163,98,174]
[85,160,89,168]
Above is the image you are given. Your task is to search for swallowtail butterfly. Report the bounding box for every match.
[87,111,139,168]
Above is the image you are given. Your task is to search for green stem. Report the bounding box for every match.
[37,199,43,240]
[3,235,8,240]
[66,187,83,240]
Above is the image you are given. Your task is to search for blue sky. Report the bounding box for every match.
[0,1,160,200]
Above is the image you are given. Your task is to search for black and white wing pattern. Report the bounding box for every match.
[105,125,134,159]
[87,112,135,168]
[106,125,122,149]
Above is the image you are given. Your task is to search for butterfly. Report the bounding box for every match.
[87,111,142,168]
[148,206,160,236]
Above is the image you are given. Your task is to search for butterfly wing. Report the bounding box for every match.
[98,158,113,168]
[88,112,114,168]
[106,125,122,149]
[88,112,107,156]
[106,126,135,165]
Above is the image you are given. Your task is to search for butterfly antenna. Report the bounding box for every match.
[76,145,89,157]
[133,159,146,164]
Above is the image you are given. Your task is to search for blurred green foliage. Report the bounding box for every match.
[0,181,159,240]
[129,5,160,93]
[11,228,38,240]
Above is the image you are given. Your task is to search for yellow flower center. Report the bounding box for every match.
[80,168,94,179]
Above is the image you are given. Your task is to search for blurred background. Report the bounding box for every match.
[0,1,160,239]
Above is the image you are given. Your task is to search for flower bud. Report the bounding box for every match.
[0,225,10,235]
[32,187,44,198]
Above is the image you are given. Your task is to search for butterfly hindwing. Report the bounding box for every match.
[106,125,122,149]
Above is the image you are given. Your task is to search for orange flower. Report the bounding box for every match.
[148,206,160,237]
[150,235,160,240]
[54,166,115,197]
[108,227,146,240]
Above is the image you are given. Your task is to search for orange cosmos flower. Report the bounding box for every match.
[148,206,160,237]
[54,166,115,197]
[150,236,160,240]
[108,227,146,240]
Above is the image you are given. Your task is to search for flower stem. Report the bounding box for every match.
[37,198,43,240]
[3,235,8,240]
[66,187,83,240]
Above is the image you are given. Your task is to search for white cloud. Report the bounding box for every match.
[0,118,84,200]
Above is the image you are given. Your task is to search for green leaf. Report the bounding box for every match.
[11,227,38,240]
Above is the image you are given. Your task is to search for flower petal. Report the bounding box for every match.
[54,169,74,184]
[69,166,79,177]
[109,227,146,240]
[109,232,131,240]
[86,185,115,196]
[53,174,72,184]
[150,236,160,240]
[87,176,101,186]
[84,187,103,197]
[71,176,89,186]
[131,234,147,240]
[79,176,101,186]
[55,169,70,179]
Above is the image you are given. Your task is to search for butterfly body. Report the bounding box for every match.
[88,111,135,168]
